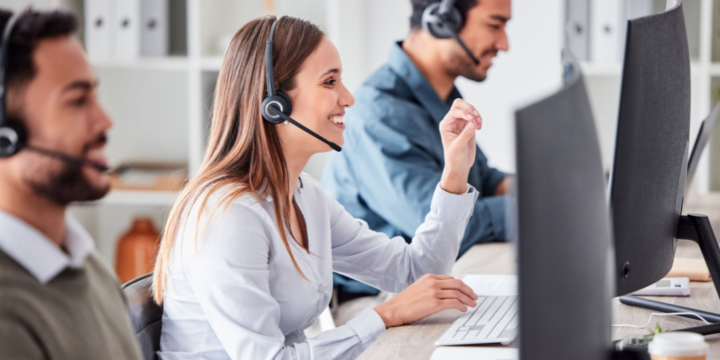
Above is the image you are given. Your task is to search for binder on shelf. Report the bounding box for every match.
[565,0,590,61]
[619,0,654,60]
[114,0,141,60]
[712,0,720,62]
[590,0,621,63]
[140,0,169,57]
[84,0,113,61]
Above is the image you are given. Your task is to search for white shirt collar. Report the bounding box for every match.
[0,209,95,284]
[264,177,304,202]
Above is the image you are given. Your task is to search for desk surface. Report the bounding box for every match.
[357,193,720,360]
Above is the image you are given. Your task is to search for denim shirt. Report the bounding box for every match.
[322,42,509,294]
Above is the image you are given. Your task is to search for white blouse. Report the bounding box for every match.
[159,173,478,360]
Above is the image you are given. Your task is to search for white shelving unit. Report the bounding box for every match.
[10,0,720,264]
[55,0,330,264]
[579,0,716,195]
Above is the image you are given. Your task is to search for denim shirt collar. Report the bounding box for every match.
[387,41,462,124]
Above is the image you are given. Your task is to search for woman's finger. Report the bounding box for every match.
[445,109,479,131]
[430,275,455,281]
[441,298,469,312]
[448,107,481,128]
[438,290,477,307]
[452,98,475,113]
[439,278,478,300]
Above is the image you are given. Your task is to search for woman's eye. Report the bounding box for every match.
[324,79,336,86]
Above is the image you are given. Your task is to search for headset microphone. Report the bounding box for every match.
[261,18,342,152]
[422,0,480,65]
[266,105,342,152]
[0,12,109,172]
[25,145,109,172]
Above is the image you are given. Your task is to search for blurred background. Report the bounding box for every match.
[0,0,717,277]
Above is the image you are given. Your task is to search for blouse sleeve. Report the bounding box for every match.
[329,183,479,293]
[180,199,386,360]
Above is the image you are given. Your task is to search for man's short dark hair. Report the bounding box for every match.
[0,9,78,92]
[409,0,479,31]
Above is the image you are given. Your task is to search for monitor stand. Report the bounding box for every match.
[619,214,720,335]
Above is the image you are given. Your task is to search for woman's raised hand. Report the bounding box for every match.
[373,274,478,328]
[439,99,482,194]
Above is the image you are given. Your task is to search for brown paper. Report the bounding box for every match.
[666,258,712,282]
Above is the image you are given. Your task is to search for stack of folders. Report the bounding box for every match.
[565,0,661,63]
[85,0,169,61]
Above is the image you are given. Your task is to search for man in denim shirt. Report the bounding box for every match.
[322,0,512,301]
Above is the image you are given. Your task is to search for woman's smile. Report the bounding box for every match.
[329,113,345,130]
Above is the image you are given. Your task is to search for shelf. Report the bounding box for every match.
[581,62,704,77]
[579,62,623,77]
[199,57,223,71]
[91,57,190,71]
[710,63,720,76]
[78,189,179,207]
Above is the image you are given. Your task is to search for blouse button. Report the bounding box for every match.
[318,285,325,294]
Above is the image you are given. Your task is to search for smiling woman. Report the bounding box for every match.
[152,15,484,360]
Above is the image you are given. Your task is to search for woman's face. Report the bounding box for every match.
[280,36,354,156]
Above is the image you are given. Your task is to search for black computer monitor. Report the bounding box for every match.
[516,58,613,360]
[611,1,720,335]
[609,1,691,297]
[687,103,720,190]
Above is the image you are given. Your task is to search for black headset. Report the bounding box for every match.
[422,0,480,65]
[260,18,341,152]
[0,11,108,171]
[0,12,25,158]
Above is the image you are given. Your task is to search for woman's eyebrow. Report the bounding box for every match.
[318,68,339,79]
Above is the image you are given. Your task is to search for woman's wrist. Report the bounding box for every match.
[440,169,468,195]
[374,302,398,328]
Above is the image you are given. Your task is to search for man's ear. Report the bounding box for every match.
[5,82,26,122]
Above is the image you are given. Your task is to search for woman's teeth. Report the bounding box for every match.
[330,115,345,124]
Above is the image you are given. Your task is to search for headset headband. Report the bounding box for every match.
[438,0,456,17]
[0,12,20,127]
[266,19,278,98]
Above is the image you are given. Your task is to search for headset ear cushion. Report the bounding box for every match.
[0,120,26,157]
[422,2,463,39]
[261,91,293,124]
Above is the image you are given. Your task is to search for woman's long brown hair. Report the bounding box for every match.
[152,16,323,304]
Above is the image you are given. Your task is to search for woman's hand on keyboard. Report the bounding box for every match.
[373,274,479,328]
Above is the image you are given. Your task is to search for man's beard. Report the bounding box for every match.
[450,48,497,82]
[24,152,109,206]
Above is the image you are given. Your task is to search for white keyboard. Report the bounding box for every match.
[435,275,518,346]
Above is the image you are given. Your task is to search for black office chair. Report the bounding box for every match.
[122,273,163,360]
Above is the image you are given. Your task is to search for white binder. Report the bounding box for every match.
[619,0,654,60]
[565,0,590,61]
[113,0,141,60]
[84,0,113,61]
[590,0,621,63]
[140,0,168,57]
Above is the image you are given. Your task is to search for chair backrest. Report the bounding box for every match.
[122,273,162,360]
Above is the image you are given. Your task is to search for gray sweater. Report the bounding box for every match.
[0,250,142,360]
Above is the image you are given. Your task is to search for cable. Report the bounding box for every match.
[612,312,711,329]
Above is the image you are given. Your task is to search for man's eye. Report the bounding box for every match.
[70,97,88,106]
